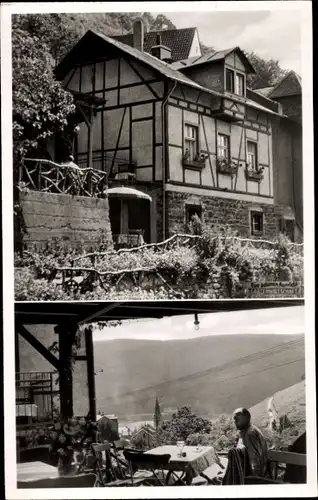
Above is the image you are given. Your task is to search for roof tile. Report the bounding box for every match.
[112,27,197,61]
[269,71,302,99]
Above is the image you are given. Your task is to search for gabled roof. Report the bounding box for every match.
[54,30,281,117]
[170,47,256,74]
[268,71,302,99]
[254,86,276,97]
[54,29,222,97]
[112,27,197,62]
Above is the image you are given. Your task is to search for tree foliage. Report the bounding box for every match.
[200,43,215,56]
[157,406,212,444]
[12,26,75,159]
[246,51,287,90]
[149,14,176,31]
[12,13,176,64]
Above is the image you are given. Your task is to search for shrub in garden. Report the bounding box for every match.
[14,227,303,300]
[156,406,212,445]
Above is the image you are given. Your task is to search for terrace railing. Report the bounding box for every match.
[19,159,108,198]
[19,153,138,197]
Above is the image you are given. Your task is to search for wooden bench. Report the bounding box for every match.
[245,449,307,484]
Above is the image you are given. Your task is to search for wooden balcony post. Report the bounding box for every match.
[85,327,96,422]
[58,326,75,419]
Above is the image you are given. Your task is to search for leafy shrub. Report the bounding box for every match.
[14,229,303,300]
[157,406,212,444]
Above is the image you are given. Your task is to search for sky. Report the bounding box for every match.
[163,9,302,74]
[93,305,304,342]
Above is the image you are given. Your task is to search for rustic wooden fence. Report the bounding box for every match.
[53,234,303,297]
[20,159,108,198]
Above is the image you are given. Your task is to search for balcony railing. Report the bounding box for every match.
[20,158,108,198]
[19,153,138,198]
[16,371,56,427]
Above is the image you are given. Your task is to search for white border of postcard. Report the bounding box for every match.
[1,1,316,499]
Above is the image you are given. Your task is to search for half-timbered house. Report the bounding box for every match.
[53,20,302,244]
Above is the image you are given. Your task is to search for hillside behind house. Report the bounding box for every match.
[250,380,306,430]
[94,334,305,419]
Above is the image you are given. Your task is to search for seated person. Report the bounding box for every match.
[214,408,268,485]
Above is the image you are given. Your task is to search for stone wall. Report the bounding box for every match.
[19,191,112,249]
[166,190,295,240]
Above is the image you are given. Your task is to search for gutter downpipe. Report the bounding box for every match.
[161,80,177,240]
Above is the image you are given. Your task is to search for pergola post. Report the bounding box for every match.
[85,327,97,421]
[58,326,75,419]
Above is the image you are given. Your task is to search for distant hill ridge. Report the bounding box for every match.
[94,334,305,418]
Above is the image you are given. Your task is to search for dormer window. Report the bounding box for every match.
[236,73,245,97]
[226,69,235,93]
[225,67,246,97]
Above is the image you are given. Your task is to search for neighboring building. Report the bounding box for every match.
[53,20,303,243]
[130,423,157,450]
[254,71,302,240]
[113,24,202,61]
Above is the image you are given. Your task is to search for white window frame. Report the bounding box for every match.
[225,68,235,93]
[247,140,258,170]
[184,123,199,161]
[218,133,230,160]
[235,72,245,97]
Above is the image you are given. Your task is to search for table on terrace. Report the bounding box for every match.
[17,460,59,484]
[146,445,220,485]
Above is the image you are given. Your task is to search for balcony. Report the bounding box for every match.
[20,157,108,198]
[19,154,138,199]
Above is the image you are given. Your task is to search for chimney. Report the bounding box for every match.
[133,18,145,52]
[151,39,172,63]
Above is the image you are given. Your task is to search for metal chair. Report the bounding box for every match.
[123,449,171,486]
[91,442,116,487]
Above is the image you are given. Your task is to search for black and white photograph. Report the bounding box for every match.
[1,1,316,499]
[8,2,307,301]
[13,300,307,489]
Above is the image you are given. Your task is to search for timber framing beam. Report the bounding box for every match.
[54,303,121,334]
[77,302,122,325]
[16,324,61,371]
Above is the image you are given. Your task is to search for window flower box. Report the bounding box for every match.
[216,158,238,176]
[182,151,207,171]
[245,165,265,182]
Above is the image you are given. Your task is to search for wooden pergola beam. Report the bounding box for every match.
[17,324,61,371]
[77,302,121,325]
